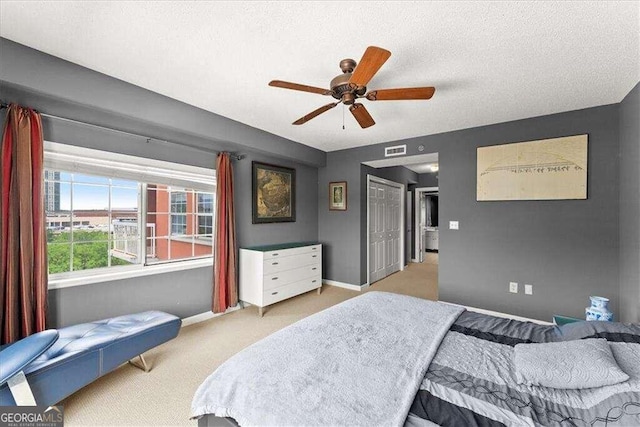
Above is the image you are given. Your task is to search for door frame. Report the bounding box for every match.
[366,174,405,286]
[413,187,438,262]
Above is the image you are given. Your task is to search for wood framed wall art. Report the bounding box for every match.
[329,181,347,211]
[252,162,296,223]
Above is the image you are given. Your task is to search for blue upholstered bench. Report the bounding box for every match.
[0,311,181,406]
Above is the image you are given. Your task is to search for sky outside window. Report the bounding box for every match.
[53,172,138,210]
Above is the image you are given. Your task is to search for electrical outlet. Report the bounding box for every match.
[509,282,518,293]
[449,221,459,230]
[524,284,533,295]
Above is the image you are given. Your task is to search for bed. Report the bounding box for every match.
[191,292,640,426]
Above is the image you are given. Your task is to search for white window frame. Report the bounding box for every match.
[169,191,188,236]
[196,193,214,240]
[44,141,216,290]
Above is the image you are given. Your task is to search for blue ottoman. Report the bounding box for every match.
[0,311,181,406]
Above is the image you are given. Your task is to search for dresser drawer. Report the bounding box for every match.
[263,276,321,306]
[264,264,320,290]
[263,251,321,274]
[264,244,321,260]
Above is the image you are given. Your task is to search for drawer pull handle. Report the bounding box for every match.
[312,255,317,258]
[272,262,279,265]
[312,247,317,250]
[272,277,278,280]
[312,267,317,270]
[272,253,279,256]
[312,280,317,283]
[271,292,278,295]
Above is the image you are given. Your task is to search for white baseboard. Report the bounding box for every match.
[439,300,552,325]
[181,304,242,327]
[323,279,365,292]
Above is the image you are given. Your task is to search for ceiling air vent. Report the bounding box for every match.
[384,144,407,157]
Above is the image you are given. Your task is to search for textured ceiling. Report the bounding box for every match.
[405,163,438,174]
[1,1,638,152]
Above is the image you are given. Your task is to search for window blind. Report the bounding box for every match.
[44,141,216,192]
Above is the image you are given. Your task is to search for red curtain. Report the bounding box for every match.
[212,153,238,313]
[1,104,48,344]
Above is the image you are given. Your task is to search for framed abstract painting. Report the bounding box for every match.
[252,162,296,223]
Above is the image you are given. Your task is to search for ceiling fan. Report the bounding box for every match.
[269,46,435,129]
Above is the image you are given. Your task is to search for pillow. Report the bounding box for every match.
[514,339,629,389]
[556,321,640,343]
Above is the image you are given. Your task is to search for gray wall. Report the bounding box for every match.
[0,37,325,167]
[48,268,213,328]
[1,37,320,327]
[235,152,319,248]
[619,82,640,323]
[319,104,622,321]
[418,172,439,188]
[318,149,365,285]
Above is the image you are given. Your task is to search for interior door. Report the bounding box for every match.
[384,186,393,275]
[386,186,401,276]
[369,180,402,284]
[406,190,412,263]
[419,194,426,263]
[369,181,386,283]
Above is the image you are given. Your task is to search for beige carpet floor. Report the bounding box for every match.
[61,254,438,426]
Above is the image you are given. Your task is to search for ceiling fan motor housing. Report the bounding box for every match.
[331,59,366,104]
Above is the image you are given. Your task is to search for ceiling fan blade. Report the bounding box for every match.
[366,87,436,101]
[349,46,391,87]
[269,80,331,95]
[292,102,339,125]
[349,103,375,129]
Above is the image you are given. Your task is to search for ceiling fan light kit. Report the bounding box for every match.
[269,46,436,129]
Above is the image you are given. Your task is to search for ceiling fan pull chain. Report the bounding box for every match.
[342,104,345,130]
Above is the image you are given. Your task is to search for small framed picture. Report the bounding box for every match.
[329,181,347,211]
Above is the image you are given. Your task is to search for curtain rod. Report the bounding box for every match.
[0,101,245,161]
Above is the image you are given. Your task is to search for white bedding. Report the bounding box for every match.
[191,292,464,427]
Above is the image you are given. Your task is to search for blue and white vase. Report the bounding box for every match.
[585,296,613,321]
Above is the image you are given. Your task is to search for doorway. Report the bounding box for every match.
[414,187,439,263]
[367,175,404,285]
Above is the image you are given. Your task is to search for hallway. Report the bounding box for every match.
[367,252,438,301]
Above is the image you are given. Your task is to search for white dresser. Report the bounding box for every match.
[239,242,322,316]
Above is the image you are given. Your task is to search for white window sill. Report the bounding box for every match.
[171,236,214,247]
[48,258,213,290]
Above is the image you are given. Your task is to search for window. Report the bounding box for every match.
[44,172,140,274]
[170,192,187,235]
[146,185,214,263]
[44,142,216,280]
[197,193,214,237]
